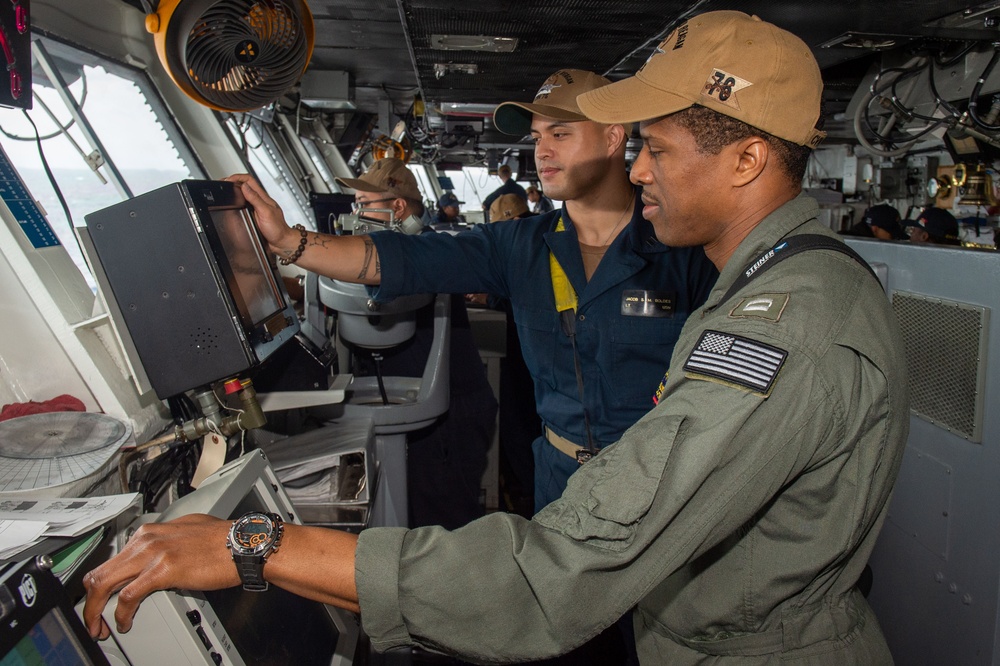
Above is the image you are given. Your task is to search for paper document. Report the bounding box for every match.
[0,493,140,560]
[0,520,48,560]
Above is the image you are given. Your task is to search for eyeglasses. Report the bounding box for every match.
[351,197,396,213]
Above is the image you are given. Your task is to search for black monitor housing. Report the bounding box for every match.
[1,556,111,666]
[82,180,299,399]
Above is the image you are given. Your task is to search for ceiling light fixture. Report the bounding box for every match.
[430,34,518,52]
[438,102,497,115]
[433,63,478,79]
[818,32,911,50]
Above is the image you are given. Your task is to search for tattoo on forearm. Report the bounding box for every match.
[359,239,377,279]
[308,235,332,249]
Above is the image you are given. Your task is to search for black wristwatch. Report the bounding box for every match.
[227,512,284,592]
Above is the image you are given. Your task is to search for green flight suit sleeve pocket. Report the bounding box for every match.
[535,413,684,552]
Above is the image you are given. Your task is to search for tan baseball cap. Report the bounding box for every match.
[335,158,422,200]
[493,69,613,136]
[489,193,530,221]
[577,11,826,148]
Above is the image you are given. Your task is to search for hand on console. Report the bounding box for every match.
[82,514,235,639]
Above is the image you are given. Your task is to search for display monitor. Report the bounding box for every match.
[86,450,358,666]
[0,557,110,666]
[81,180,300,399]
[208,205,285,329]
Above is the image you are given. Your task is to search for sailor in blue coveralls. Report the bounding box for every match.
[238,69,719,517]
[439,69,717,512]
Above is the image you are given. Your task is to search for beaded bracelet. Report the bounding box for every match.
[278,224,308,265]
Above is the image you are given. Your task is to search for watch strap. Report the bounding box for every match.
[233,552,269,592]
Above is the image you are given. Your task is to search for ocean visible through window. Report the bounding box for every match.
[0,63,193,289]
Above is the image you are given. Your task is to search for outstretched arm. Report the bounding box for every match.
[81,514,359,639]
[225,174,382,284]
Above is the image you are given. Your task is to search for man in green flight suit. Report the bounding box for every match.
[83,10,908,664]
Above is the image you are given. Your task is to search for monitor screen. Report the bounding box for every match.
[1,556,111,666]
[209,206,285,328]
[1,607,95,666]
[201,489,342,666]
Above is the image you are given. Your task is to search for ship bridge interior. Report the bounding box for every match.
[4,1,1000,665]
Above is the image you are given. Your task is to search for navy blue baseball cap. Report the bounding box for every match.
[862,204,905,240]
[438,192,462,208]
[905,207,959,242]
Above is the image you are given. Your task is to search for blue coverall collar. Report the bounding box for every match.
[544,192,660,309]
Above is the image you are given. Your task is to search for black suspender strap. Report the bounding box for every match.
[559,309,598,461]
[550,217,598,462]
[711,234,880,312]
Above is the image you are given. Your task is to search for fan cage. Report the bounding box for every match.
[182,0,310,110]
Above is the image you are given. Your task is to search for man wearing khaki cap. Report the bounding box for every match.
[334,156,430,232]
[489,68,715,519]
[575,9,907,662]
[525,184,554,214]
[488,192,530,222]
[82,12,905,665]
[334,158,498,532]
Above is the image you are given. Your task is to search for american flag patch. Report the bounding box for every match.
[683,330,787,394]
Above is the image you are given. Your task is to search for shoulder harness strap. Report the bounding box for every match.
[713,234,879,312]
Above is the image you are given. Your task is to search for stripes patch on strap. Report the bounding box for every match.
[683,330,787,394]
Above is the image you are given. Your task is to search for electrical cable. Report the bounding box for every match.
[245,116,266,150]
[371,352,390,405]
[167,393,197,423]
[21,110,79,234]
[123,392,207,502]
[856,56,957,157]
[967,44,1000,131]
[887,63,949,123]
[229,113,265,155]
[118,448,139,493]
[866,63,923,136]
[937,40,978,68]
[854,88,924,158]
[927,59,963,118]
[0,75,87,142]
[227,115,249,158]
[137,441,199,509]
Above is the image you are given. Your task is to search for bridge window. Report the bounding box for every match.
[407,163,439,211]
[449,166,503,212]
[0,36,203,286]
[226,114,312,229]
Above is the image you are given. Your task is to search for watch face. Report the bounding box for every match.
[231,513,277,555]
